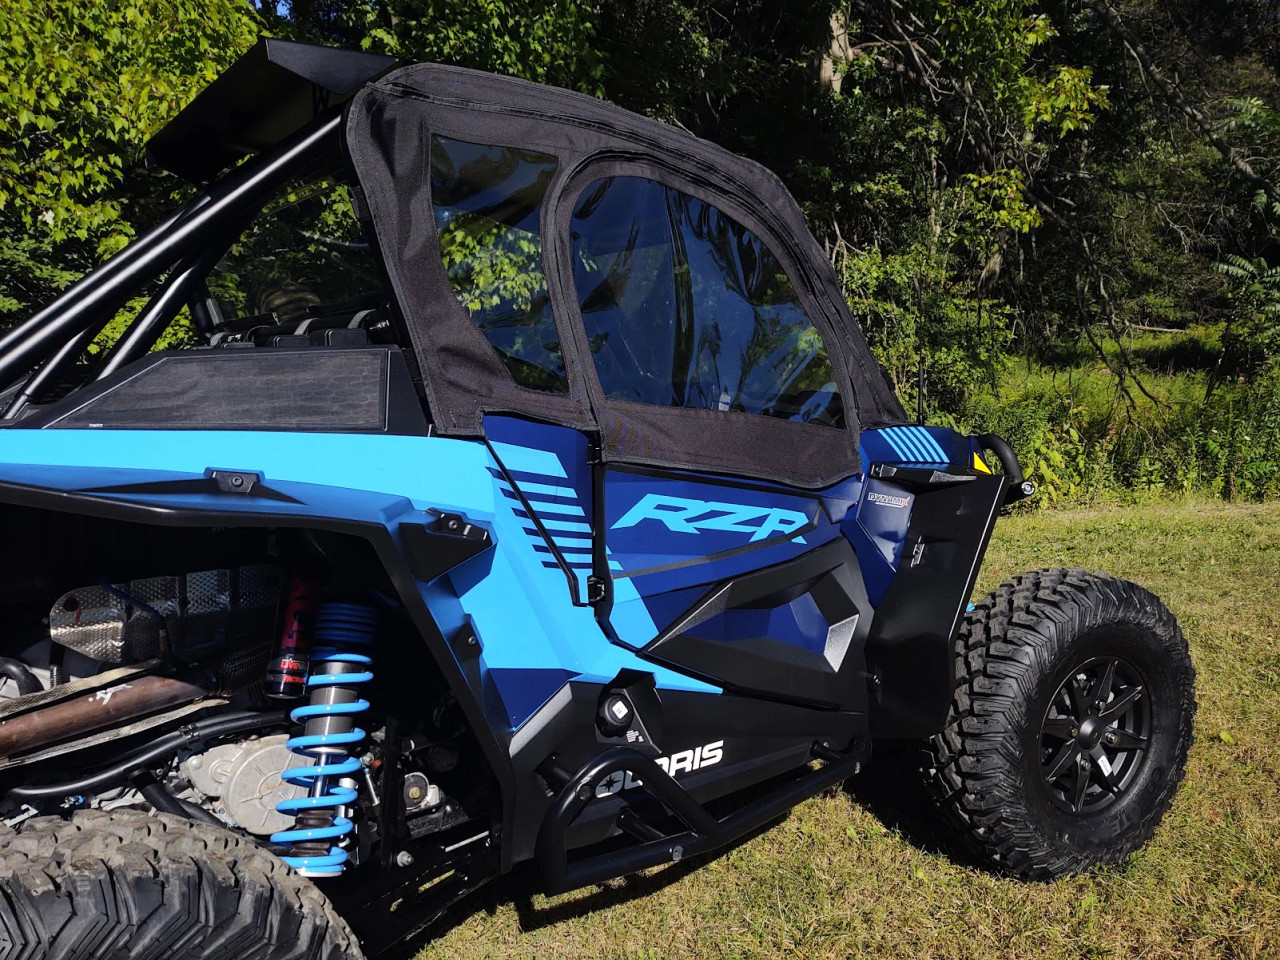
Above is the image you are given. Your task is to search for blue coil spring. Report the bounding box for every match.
[271,602,376,877]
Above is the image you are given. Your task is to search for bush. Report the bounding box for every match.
[950,342,1280,505]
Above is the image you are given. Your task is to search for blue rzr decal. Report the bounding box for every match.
[611,493,810,544]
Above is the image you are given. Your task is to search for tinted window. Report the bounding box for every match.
[429,136,566,392]
[570,177,844,427]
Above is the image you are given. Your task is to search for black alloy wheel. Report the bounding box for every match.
[1039,656,1151,814]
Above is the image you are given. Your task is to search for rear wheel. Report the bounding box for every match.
[925,568,1196,879]
[0,809,360,959]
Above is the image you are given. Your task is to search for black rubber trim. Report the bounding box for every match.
[605,461,839,520]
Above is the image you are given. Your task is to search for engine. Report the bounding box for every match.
[181,734,317,835]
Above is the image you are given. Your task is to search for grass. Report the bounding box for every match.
[415,499,1280,960]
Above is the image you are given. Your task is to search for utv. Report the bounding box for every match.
[0,40,1195,959]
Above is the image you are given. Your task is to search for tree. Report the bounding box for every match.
[0,0,260,322]
[256,0,603,92]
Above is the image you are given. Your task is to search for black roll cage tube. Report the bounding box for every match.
[0,110,347,417]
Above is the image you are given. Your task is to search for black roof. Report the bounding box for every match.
[146,39,396,182]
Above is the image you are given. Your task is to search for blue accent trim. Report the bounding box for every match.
[501,479,579,499]
[917,428,949,461]
[876,425,952,464]
[881,427,912,460]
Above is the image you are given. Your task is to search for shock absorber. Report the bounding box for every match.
[271,602,377,877]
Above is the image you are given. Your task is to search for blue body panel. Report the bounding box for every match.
[0,421,974,728]
[604,468,853,647]
[0,428,714,733]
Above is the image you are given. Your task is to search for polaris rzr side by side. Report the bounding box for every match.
[0,39,1195,959]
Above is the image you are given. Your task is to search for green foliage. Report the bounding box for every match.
[267,0,603,92]
[1216,254,1280,327]
[437,217,545,316]
[1214,254,1280,382]
[841,243,1011,413]
[0,0,260,319]
[0,0,1277,505]
[959,335,1280,507]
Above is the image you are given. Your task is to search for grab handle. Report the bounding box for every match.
[976,433,1036,503]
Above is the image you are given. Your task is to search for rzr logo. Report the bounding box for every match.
[612,494,810,543]
[595,740,725,798]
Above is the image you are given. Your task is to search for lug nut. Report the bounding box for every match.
[395,850,414,867]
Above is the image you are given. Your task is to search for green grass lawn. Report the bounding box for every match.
[418,500,1280,960]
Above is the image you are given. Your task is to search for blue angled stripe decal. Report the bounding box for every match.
[888,427,925,461]
[881,426,950,463]
[921,430,949,461]
[878,429,910,461]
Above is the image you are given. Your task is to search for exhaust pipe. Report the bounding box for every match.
[0,673,210,761]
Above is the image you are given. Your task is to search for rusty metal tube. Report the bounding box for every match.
[0,674,209,760]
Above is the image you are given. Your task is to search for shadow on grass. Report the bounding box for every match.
[380,750,981,957]
[842,740,973,864]
[382,820,781,958]
[378,749,986,957]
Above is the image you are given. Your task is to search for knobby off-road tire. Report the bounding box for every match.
[0,809,361,960]
[926,568,1196,879]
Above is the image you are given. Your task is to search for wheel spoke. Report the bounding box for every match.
[1040,656,1153,813]
[1042,716,1076,740]
[1089,749,1120,794]
[1099,685,1143,722]
[1044,741,1081,781]
[1090,660,1117,708]
[1107,727,1148,751]
[1065,675,1089,718]
[1071,757,1090,811]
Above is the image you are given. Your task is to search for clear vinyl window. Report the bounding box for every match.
[569,176,844,427]
[429,135,567,392]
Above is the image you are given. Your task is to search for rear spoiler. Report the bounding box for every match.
[145,38,397,183]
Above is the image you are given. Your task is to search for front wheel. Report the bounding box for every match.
[926,568,1196,879]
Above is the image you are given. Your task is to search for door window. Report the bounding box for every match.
[429,136,567,392]
[569,176,844,426]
